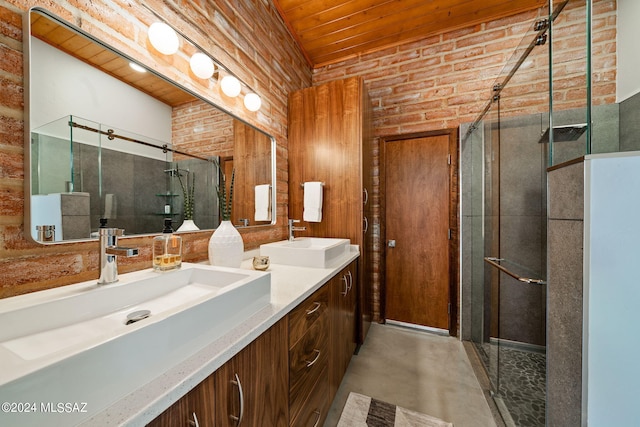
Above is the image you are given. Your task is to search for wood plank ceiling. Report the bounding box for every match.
[273,0,547,68]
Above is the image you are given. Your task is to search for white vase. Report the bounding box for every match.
[208,220,243,267]
[177,219,199,232]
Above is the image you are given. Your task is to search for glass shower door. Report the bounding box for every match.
[486,29,549,425]
[465,7,551,425]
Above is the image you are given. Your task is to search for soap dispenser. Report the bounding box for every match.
[153,219,182,271]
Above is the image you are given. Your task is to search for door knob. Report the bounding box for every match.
[388,240,396,248]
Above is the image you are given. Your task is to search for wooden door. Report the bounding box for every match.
[215,318,289,427]
[384,134,452,330]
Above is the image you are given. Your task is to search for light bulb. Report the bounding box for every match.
[244,93,262,111]
[190,52,215,79]
[220,75,241,97]
[148,22,179,55]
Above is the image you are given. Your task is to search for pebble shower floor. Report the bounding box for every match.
[476,343,546,426]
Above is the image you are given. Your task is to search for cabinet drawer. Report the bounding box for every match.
[289,314,328,421]
[290,367,329,427]
[289,285,328,349]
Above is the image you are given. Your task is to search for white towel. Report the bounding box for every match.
[303,181,323,222]
[103,193,117,219]
[254,184,271,221]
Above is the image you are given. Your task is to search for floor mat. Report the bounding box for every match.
[338,392,454,427]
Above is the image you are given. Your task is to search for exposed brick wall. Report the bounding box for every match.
[556,0,617,108]
[172,100,235,158]
[312,1,617,322]
[0,0,310,298]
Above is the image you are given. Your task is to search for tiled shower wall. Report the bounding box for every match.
[460,112,550,346]
[547,160,584,427]
[620,91,640,151]
[493,115,548,347]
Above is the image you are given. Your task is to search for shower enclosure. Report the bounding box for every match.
[461,0,640,423]
[460,1,590,425]
[30,115,221,240]
[463,108,549,426]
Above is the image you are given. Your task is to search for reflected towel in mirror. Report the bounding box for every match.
[254,184,271,221]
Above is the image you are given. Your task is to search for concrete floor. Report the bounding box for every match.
[324,323,498,427]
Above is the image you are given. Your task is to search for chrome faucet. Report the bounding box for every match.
[288,219,306,241]
[98,228,139,285]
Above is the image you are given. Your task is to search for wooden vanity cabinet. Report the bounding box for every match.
[288,76,373,345]
[288,259,359,425]
[329,261,358,399]
[147,375,215,427]
[149,261,359,427]
[288,285,330,427]
[148,317,288,427]
[215,317,289,427]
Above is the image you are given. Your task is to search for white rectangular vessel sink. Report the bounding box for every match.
[0,263,270,426]
[260,237,350,268]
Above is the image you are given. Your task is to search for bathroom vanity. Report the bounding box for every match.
[0,247,359,426]
[148,257,359,427]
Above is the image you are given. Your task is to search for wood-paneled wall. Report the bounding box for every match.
[288,77,363,243]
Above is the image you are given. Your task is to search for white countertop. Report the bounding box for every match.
[81,246,359,426]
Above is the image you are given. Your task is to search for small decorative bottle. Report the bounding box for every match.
[153,219,182,271]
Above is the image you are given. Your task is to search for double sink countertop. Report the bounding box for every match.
[82,246,359,426]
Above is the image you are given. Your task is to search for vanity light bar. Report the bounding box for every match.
[141,4,262,112]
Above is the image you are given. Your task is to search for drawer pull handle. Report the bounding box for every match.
[188,412,200,427]
[230,373,244,426]
[306,301,321,315]
[306,349,321,367]
[342,276,348,296]
[312,410,322,427]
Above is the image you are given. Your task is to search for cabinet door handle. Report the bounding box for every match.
[311,410,322,427]
[306,349,321,367]
[306,301,321,315]
[230,373,244,426]
[346,270,353,292]
[363,216,369,233]
[363,188,369,205]
[188,412,200,427]
[341,276,348,296]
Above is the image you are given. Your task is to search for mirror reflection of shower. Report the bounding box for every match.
[29,116,222,241]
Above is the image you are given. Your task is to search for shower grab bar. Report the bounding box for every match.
[484,257,546,285]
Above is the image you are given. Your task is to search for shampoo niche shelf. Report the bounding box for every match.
[155,193,180,216]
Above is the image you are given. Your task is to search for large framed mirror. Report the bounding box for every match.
[24,7,275,244]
